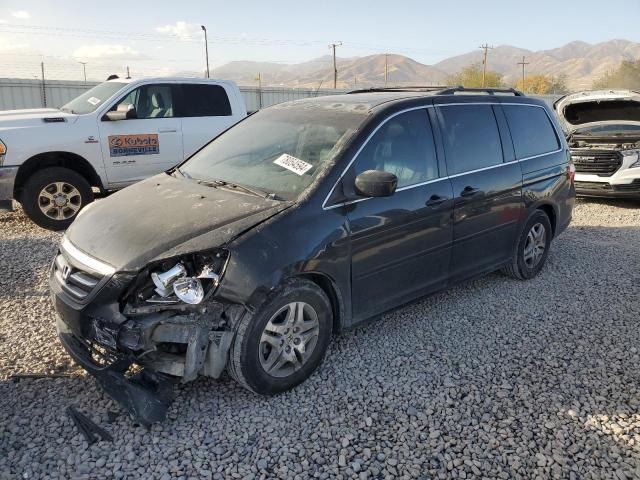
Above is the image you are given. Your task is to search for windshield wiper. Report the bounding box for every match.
[198,179,279,200]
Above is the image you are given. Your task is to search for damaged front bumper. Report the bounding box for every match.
[51,267,238,425]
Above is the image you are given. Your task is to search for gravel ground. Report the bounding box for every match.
[1,199,640,480]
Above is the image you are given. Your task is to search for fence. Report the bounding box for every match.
[0,77,561,112]
[0,78,348,111]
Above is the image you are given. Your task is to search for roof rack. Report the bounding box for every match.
[347,86,450,94]
[437,86,525,96]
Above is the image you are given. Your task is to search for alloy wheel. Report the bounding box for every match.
[38,182,82,221]
[523,222,546,268]
[259,301,320,378]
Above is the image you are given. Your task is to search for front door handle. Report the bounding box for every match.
[426,194,447,207]
[460,186,480,197]
[158,128,177,133]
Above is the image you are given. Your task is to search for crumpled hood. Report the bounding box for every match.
[554,90,640,135]
[0,108,78,129]
[66,173,291,271]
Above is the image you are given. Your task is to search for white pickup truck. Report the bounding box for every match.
[0,77,247,230]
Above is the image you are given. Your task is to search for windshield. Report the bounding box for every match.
[573,124,640,136]
[180,104,367,200]
[60,81,127,114]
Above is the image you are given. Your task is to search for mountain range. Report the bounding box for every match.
[195,39,640,90]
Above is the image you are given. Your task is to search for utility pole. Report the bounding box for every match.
[126,66,131,79]
[256,73,262,109]
[78,61,88,83]
[479,43,494,87]
[517,56,530,92]
[384,53,388,87]
[329,41,342,89]
[40,61,46,108]
[201,25,210,78]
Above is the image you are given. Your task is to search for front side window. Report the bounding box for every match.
[179,84,232,117]
[353,109,438,188]
[113,84,174,119]
[438,105,503,175]
[60,81,127,115]
[180,104,366,200]
[503,105,559,159]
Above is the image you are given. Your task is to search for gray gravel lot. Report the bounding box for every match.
[1,199,640,480]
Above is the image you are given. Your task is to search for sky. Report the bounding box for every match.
[0,0,638,81]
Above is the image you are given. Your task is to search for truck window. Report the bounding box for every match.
[503,105,560,159]
[438,105,503,175]
[112,84,175,119]
[178,84,232,117]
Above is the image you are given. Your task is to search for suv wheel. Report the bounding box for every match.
[20,167,94,231]
[228,278,333,395]
[502,210,552,280]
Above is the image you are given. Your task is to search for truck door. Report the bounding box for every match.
[98,83,183,187]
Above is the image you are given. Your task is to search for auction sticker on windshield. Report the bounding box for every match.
[274,154,313,176]
[87,97,101,106]
[109,134,159,157]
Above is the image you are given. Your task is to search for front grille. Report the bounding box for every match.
[53,253,103,303]
[570,149,623,177]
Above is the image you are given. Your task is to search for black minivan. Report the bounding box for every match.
[51,87,575,424]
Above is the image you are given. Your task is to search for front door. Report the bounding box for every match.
[435,104,523,281]
[345,108,454,321]
[99,83,183,186]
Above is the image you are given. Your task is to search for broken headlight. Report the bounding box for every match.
[136,250,229,305]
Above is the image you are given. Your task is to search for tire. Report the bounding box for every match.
[502,209,552,280]
[20,167,94,231]
[228,278,333,395]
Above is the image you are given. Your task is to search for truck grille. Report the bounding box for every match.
[570,150,622,177]
[53,253,103,303]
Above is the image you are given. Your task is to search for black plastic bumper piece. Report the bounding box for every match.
[575,180,640,199]
[57,317,175,426]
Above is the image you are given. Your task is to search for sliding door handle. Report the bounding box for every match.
[460,186,480,197]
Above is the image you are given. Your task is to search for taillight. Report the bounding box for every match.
[567,162,576,184]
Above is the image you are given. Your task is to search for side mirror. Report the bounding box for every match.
[104,103,137,121]
[354,170,398,198]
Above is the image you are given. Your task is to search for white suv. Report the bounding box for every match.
[554,90,640,199]
[0,77,247,229]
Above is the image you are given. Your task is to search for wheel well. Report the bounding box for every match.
[298,272,344,334]
[14,152,103,199]
[537,204,557,237]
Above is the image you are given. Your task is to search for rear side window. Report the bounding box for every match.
[438,105,503,175]
[503,105,559,159]
[179,84,232,117]
[353,109,439,188]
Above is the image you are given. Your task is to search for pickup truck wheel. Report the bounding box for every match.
[228,279,333,395]
[21,167,94,231]
[502,210,552,280]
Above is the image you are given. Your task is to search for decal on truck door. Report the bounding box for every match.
[109,134,159,157]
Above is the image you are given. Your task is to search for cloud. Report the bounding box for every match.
[73,44,140,59]
[0,36,28,51]
[10,10,30,19]
[156,21,201,41]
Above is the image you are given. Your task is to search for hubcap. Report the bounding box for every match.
[259,301,320,378]
[38,182,82,221]
[523,222,546,268]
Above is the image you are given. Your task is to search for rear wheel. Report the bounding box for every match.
[228,279,333,395]
[20,167,94,231]
[502,210,552,280]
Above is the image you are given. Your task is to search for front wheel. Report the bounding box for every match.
[228,279,333,395]
[20,167,94,231]
[502,210,552,280]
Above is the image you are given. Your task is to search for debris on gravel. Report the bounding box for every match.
[1,198,640,479]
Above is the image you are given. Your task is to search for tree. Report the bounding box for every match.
[515,74,568,94]
[447,64,503,88]
[593,59,640,90]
